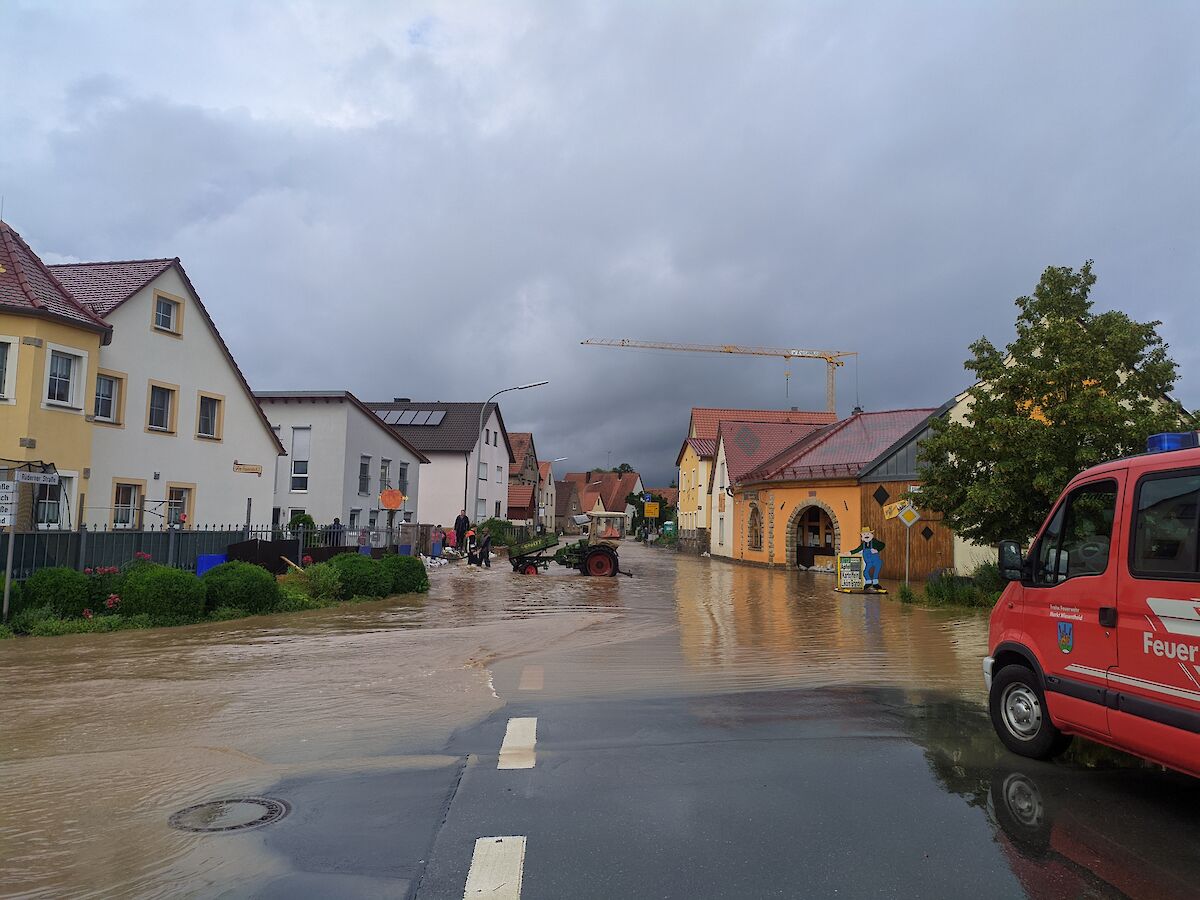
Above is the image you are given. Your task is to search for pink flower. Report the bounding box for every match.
[302,555,313,566]
[84,567,93,575]
[105,594,120,609]
[82,609,94,619]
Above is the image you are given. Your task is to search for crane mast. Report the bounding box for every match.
[580,338,855,413]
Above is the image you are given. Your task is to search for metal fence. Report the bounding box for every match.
[0,523,434,581]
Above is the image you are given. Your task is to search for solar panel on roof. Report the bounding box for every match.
[426,410,446,425]
[410,410,432,425]
[383,411,403,424]
[396,410,418,425]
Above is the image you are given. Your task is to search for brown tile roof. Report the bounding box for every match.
[675,436,718,465]
[508,432,535,476]
[563,471,641,514]
[367,400,515,460]
[0,222,110,335]
[255,391,430,463]
[745,409,936,483]
[688,407,836,440]
[49,258,175,317]
[538,460,553,480]
[714,421,825,485]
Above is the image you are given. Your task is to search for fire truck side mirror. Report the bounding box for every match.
[998,540,1024,582]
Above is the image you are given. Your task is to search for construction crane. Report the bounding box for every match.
[580,338,856,413]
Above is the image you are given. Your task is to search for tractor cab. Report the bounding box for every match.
[585,510,627,544]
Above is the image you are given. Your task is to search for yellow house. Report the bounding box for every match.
[0,222,110,528]
[729,409,934,569]
[676,406,834,537]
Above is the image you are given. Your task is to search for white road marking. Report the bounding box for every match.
[498,717,537,769]
[518,665,544,691]
[464,835,526,899]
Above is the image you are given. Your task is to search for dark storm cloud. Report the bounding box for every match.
[4,1,1197,485]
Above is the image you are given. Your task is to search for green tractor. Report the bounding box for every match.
[507,510,626,576]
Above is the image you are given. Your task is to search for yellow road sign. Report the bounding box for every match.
[644,502,660,519]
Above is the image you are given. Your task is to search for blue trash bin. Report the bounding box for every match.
[196,553,227,577]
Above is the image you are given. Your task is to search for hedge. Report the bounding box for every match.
[380,554,430,594]
[327,553,391,599]
[22,567,90,618]
[120,564,206,625]
[202,561,279,615]
[301,561,343,602]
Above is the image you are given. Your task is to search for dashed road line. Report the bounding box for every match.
[464,835,526,898]
[518,665,544,691]
[498,717,537,769]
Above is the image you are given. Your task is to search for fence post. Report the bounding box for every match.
[244,498,252,541]
[77,523,88,572]
[298,525,306,562]
[167,525,177,568]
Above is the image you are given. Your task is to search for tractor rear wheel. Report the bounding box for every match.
[523,563,539,576]
[584,549,617,577]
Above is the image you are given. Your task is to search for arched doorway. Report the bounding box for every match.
[786,500,842,569]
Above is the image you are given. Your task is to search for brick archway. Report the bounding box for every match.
[785,499,842,568]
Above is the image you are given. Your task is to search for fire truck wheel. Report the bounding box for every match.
[989,664,1073,760]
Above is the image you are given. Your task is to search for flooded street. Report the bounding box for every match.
[3,544,1199,899]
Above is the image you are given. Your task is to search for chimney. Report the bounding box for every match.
[393,397,411,403]
[790,406,798,411]
[852,405,864,415]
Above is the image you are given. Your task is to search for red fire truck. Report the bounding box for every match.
[985,431,1200,777]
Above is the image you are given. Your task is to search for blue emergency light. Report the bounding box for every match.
[1146,432,1200,453]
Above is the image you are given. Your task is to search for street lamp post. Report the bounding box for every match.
[465,380,549,521]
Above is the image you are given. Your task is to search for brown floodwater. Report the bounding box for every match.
[1,544,991,898]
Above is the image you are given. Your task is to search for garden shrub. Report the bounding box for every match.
[346,595,381,604]
[23,567,90,618]
[120,564,205,625]
[209,606,249,621]
[302,561,343,602]
[328,553,391,599]
[0,624,13,640]
[287,513,319,548]
[202,561,279,615]
[10,605,56,634]
[969,561,1006,596]
[276,585,324,612]
[379,554,430,594]
[923,571,997,609]
[897,584,916,604]
[85,566,125,609]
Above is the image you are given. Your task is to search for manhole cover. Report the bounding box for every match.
[169,797,290,833]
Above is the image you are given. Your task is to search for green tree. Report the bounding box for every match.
[611,462,635,474]
[917,261,1190,545]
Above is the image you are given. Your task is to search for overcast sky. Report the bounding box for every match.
[4,1,1197,485]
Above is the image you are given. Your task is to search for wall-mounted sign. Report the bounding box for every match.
[16,471,58,485]
[643,502,660,519]
[882,500,908,520]
[233,462,263,476]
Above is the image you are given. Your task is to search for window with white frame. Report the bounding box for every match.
[495,500,501,518]
[290,427,311,491]
[167,486,191,525]
[94,374,119,422]
[380,458,391,490]
[478,461,487,480]
[148,385,174,430]
[368,509,378,528]
[154,295,179,332]
[113,483,140,527]
[349,509,361,529]
[397,462,409,492]
[46,350,81,406]
[359,456,371,494]
[197,395,221,438]
[484,428,490,445]
[496,465,503,483]
[35,481,70,528]
[475,498,486,520]
[0,340,11,399]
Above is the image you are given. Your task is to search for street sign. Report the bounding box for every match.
[898,504,921,528]
[644,493,652,503]
[644,502,660,519]
[0,514,11,527]
[16,471,59,485]
[0,481,15,493]
[882,500,907,520]
[836,555,865,592]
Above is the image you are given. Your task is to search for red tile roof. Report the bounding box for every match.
[563,471,641,513]
[645,487,679,506]
[688,407,836,440]
[714,421,825,485]
[50,258,175,317]
[0,223,110,334]
[538,460,553,480]
[508,484,536,512]
[746,409,936,483]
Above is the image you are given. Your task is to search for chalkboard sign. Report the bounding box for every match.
[837,555,865,592]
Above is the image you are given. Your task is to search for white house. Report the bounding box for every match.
[537,460,556,532]
[256,391,428,530]
[367,400,513,527]
[50,258,283,527]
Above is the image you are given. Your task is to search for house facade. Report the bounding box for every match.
[256,391,427,530]
[50,258,283,527]
[0,223,110,529]
[562,470,644,530]
[538,460,556,532]
[368,400,513,526]
[555,479,582,533]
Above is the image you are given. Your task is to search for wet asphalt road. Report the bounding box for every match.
[4,543,1200,899]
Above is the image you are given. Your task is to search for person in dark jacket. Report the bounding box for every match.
[454,510,470,553]
[477,530,492,569]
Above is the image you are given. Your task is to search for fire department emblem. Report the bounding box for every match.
[1057,621,1074,654]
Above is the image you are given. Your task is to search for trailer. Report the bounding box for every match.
[507,510,627,577]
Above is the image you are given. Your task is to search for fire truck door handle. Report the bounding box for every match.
[1099,607,1117,628]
